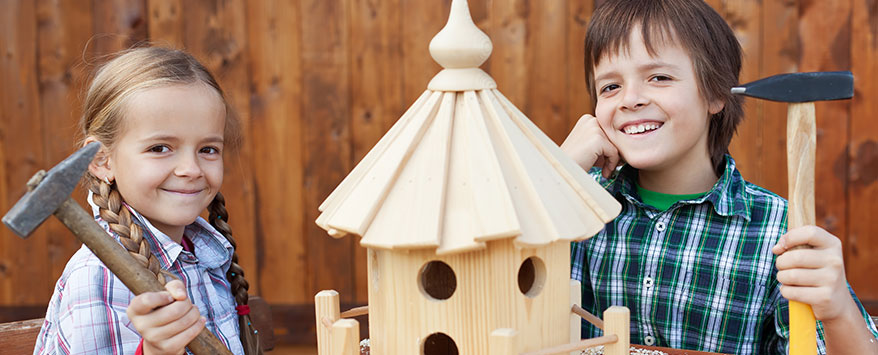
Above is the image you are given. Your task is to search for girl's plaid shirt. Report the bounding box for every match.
[33,194,245,355]
[571,155,878,355]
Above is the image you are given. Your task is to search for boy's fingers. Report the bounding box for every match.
[775,248,829,270]
[773,226,834,254]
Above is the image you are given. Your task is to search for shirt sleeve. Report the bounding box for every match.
[47,263,141,354]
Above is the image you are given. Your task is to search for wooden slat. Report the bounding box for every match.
[0,0,48,305]
[798,0,851,242]
[566,0,595,120]
[488,0,528,108]
[348,0,404,304]
[91,0,148,54]
[400,0,448,104]
[846,0,878,303]
[182,0,259,293]
[722,0,763,184]
[301,0,354,303]
[525,0,568,144]
[35,0,94,296]
[0,318,44,354]
[755,0,798,195]
[244,0,307,304]
[243,0,308,303]
[146,0,184,48]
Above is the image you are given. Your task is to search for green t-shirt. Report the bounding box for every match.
[636,184,706,211]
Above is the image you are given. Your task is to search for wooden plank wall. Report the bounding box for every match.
[1,0,876,345]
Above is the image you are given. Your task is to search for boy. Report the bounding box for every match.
[562,0,878,354]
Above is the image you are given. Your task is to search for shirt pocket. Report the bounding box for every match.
[689,273,767,319]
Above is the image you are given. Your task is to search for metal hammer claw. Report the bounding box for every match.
[2,142,232,355]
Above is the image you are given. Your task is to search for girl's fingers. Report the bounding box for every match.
[145,303,204,342]
[159,316,206,353]
[164,280,188,301]
[128,292,174,317]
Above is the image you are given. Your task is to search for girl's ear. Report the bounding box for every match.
[708,99,725,115]
[84,137,113,182]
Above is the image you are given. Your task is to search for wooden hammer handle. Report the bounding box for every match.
[53,197,232,355]
[787,102,817,354]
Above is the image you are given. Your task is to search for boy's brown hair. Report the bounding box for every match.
[584,0,743,174]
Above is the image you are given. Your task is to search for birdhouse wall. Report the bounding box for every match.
[366,239,570,354]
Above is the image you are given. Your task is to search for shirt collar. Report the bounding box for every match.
[87,191,234,270]
[603,155,752,221]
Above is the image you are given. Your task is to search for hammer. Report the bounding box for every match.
[2,142,232,355]
[732,71,854,354]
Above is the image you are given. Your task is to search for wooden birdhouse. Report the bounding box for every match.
[314,0,624,354]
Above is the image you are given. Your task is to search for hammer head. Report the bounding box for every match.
[731,71,853,103]
[2,142,101,238]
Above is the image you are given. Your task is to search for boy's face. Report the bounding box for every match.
[592,28,723,173]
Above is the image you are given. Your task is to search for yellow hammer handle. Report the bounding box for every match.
[787,102,817,355]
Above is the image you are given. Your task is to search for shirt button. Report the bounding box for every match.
[644,277,654,288]
[644,335,655,345]
[655,222,666,231]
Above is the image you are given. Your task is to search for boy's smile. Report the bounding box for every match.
[592,26,723,192]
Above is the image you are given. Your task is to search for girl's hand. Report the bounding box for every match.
[773,226,857,322]
[560,114,621,178]
[127,280,205,355]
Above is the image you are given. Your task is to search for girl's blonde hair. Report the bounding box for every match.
[81,47,260,355]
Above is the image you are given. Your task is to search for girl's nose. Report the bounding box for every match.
[620,84,649,111]
[174,153,204,178]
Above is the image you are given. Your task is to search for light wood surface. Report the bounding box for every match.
[603,306,629,355]
[330,319,359,355]
[786,102,818,355]
[490,328,520,354]
[315,291,340,355]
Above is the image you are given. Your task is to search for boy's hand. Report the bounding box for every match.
[773,226,857,322]
[127,280,206,355]
[560,114,621,178]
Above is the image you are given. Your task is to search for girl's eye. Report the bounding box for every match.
[200,146,221,155]
[650,75,672,82]
[599,83,620,94]
[147,145,170,153]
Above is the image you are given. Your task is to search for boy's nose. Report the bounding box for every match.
[620,85,649,110]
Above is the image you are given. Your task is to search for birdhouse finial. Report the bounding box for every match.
[427,0,497,91]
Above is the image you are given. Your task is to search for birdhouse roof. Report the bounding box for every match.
[316,0,620,255]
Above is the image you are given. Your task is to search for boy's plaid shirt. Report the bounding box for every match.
[33,193,245,355]
[571,155,878,355]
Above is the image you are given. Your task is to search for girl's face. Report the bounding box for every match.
[102,83,226,241]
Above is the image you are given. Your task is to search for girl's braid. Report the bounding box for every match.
[87,176,174,285]
[208,192,262,355]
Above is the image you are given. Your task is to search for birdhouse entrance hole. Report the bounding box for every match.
[422,332,459,355]
[419,260,457,300]
[518,256,546,297]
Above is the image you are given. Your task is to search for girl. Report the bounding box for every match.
[34,47,261,355]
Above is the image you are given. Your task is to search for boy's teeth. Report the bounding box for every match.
[624,123,659,134]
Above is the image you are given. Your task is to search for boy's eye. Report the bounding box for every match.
[147,145,170,153]
[599,84,620,94]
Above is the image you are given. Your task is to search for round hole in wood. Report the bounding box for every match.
[418,260,457,300]
[518,256,546,297]
[422,332,459,355]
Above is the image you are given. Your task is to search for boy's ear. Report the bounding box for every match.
[83,137,113,182]
[708,99,725,115]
